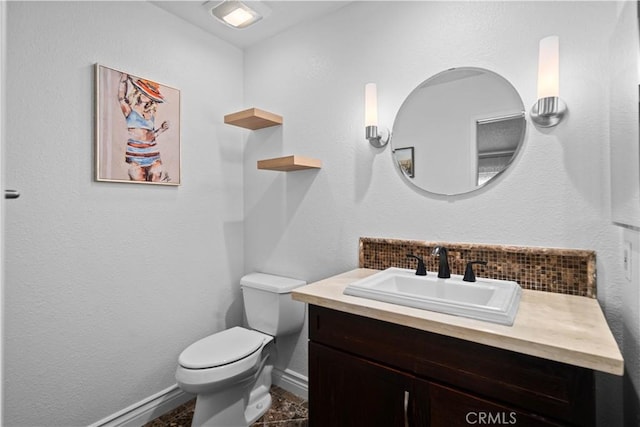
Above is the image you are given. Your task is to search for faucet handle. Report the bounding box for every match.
[463,260,488,282]
[406,254,427,276]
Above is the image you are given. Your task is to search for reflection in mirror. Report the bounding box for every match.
[476,114,525,185]
[391,67,526,195]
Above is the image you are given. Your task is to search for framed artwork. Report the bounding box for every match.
[95,64,181,185]
[393,146,415,178]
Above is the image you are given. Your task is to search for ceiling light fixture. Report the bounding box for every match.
[206,0,271,29]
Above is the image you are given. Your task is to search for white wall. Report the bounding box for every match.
[4,1,244,425]
[4,1,638,426]
[243,1,629,424]
[610,2,640,425]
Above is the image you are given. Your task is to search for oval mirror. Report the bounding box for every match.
[391,67,526,195]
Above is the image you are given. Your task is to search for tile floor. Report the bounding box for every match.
[143,386,308,427]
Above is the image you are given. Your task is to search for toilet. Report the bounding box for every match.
[175,273,306,427]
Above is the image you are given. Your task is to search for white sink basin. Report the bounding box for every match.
[343,267,522,325]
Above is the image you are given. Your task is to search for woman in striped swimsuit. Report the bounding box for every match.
[118,72,170,182]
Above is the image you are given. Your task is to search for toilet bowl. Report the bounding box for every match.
[176,273,306,427]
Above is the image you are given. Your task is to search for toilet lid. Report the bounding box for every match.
[178,327,266,369]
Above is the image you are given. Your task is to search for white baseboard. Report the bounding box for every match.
[272,368,309,400]
[88,384,193,427]
[88,369,307,427]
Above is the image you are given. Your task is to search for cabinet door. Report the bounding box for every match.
[427,382,568,427]
[309,342,417,427]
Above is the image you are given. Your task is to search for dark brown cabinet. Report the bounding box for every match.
[310,342,423,426]
[308,305,595,427]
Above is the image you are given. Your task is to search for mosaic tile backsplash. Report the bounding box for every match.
[359,237,596,298]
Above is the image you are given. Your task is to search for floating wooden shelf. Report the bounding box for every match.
[257,155,322,172]
[224,108,283,130]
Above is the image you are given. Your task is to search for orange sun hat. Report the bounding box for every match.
[131,78,165,103]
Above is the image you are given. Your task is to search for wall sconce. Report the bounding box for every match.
[365,83,390,148]
[530,35,567,127]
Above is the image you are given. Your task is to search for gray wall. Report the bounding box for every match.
[4,1,245,425]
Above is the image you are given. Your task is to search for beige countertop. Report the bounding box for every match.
[292,268,624,376]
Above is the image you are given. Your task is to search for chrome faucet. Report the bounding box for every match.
[432,246,451,278]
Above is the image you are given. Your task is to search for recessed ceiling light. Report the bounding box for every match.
[205,0,271,29]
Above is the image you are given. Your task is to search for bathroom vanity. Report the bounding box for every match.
[292,269,623,427]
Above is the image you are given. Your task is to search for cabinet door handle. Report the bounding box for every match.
[404,390,410,427]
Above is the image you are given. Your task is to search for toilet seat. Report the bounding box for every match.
[179,327,267,369]
[176,327,274,393]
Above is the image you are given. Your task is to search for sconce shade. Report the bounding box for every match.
[364,82,390,147]
[365,83,378,127]
[537,35,560,99]
[531,35,566,127]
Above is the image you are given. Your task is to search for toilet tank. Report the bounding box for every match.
[241,273,306,336]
